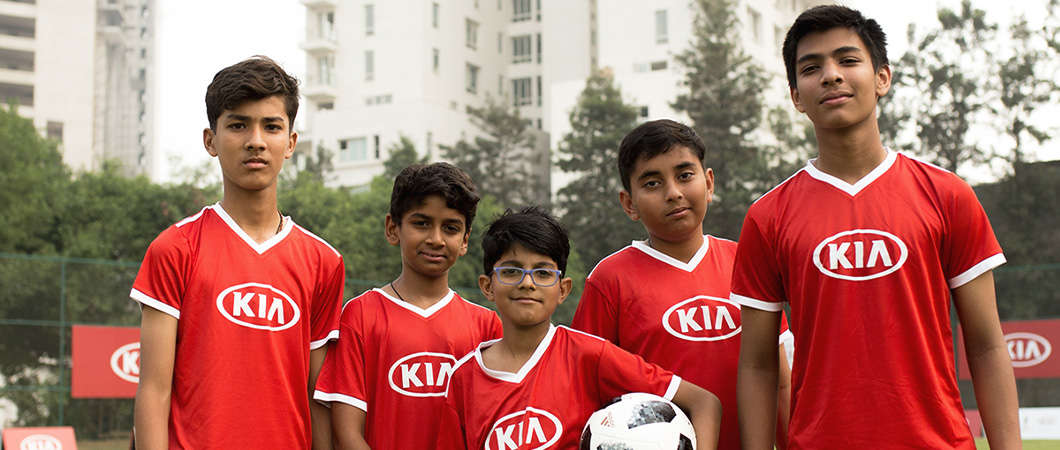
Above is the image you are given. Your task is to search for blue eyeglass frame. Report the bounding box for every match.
[491,266,563,287]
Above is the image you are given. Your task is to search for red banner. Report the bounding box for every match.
[2,426,77,450]
[71,325,140,398]
[958,318,1060,379]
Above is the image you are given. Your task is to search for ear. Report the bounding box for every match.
[458,227,470,257]
[790,87,806,113]
[384,214,401,246]
[875,64,892,98]
[203,128,218,157]
[557,277,573,305]
[702,167,715,203]
[478,273,495,303]
[619,190,639,222]
[285,131,298,160]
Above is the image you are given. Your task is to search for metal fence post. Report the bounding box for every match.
[58,259,66,425]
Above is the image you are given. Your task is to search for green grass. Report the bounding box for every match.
[976,439,1060,449]
[77,438,129,450]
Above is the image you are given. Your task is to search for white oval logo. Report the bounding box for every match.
[661,296,742,342]
[812,229,908,281]
[110,342,140,383]
[1006,332,1052,368]
[20,434,62,450]
[387,352,458,397]
[485,407,562,450]
[215,283,301,331]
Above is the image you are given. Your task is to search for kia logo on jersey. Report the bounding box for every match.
[1006,332,1052,368]
[662,296,742,342]
[387,352,457,397]
[812,229,908,281]
[109,342,140,383]
[486,407,562,450]
[19,434,62,450]
[215,282,301,331]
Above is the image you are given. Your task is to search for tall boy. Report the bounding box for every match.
[734,6,1020,449]
[441,207,723,450]
[313,163,502,449]
[571,119,792,450]
[131,57,346,449]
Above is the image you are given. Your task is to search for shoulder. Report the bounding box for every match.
[708,235,738,255]
[339,289,380,318]
[453,292,497,316]
[146,206,213,255]
[290,222,343,261]
[898,153,974,190]
[586,245,638,281]
[558,325,606,347]
[747,168,808,216]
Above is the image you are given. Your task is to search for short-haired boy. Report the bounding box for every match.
[734,5,1020,449]
[571,119,793,450]
[441,207,723,450]
[314,163,502,449]
[131,56,346,449]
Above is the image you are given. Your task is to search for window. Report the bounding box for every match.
[511,35,531,63]
[318,102,334,110]
[365,50,374,81]
[466,63,480,93]
[536,76,541,106]
[747,7,761,43]
[512,0,531,22]
[432,48,439,73]
[498,32,503,54]
[512,77,532,106]
[639,106,649,118]
[432,2,439,28]
[498,75,504,95]
[374,135,380,159]
[365,5,374,36]
[318,10,335,40]
[536,0,541,20]
[655,10,667,44]
[339,137,367,161]
[536,33,541,63]
[474,0,479,8]
[426,131,433,155]
[465,19,478,49]
[650,60,667,71]
[317,55,334,85]
[46,121,62,142]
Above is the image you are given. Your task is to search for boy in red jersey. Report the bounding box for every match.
[441,207,723,450]
[314,163,502,449]
[571,119,793,450]
[131,57,345,449]
[734,5,1020,449]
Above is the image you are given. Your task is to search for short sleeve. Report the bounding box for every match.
[129,227,187,319]
[730,209,786,312]
[595,339,680,403]
[313,300,369,412]
[570,279,620,343]
[310,256,345,349]
[941,178,1005,288]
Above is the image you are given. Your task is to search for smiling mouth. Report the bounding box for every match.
[512,297,542,304]
[243,158,268,168]
[667,207,690,217]
[820,93,853,104]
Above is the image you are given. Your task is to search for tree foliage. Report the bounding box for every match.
[382,135,428,180]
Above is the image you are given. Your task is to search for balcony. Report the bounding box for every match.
[300,0,337,9]
[300,37,337,54]
[303,75,337,102]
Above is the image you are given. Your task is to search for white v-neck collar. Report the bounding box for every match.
[630,235,711,273]
[211,203,292,255]
[475,324,557,384]
[803,150,897,196]
[374,287,455,318]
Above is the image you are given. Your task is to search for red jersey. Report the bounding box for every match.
[441,325,680,450]
[314,288,502,449]
[730,152,1005,449]
[129,204,345,449]
[571,236,791,450]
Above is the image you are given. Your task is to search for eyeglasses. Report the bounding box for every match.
[492,266,563,287]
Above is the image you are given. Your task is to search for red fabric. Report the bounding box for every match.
[571,236,789,450]
[731,152,1003,449]
[441,326,679,450]
[130,204,345,449]
[314,289,501,449]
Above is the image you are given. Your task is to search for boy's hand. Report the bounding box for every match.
[671,380,722,450]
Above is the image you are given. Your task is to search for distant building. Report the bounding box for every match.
[0,0,156,178]
[300,0,820,190]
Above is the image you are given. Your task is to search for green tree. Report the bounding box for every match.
[383,135,428,180]
[0,104,68,254]
[555,70,644,271]
[997,16,1057,166]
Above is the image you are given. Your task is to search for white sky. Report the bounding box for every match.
[152,0,1057,184]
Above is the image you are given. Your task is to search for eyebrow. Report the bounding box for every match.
[796,45,863,65]
[635,170,662,182]
[223,114,287,124]
[498,260,557,269]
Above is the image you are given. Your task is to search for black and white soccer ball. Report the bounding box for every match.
[579,392,696,450]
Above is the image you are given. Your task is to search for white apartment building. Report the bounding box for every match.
[0,0,155,177]
[301,0,818,189]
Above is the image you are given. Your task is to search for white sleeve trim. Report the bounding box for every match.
[310,329,339,349]
[730,293,785,312]
[313,391,367,412]
[130,289,180,319]
[948,253,1006,289]
[778,329,793,346]
[663,375,682,401]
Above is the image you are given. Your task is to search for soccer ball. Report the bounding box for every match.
[579,392,696,450]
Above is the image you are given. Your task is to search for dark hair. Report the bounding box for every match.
[481,206,570,275]
[390,162,480,229]
[617,119,706,191]
[782,5,888,89]
[205,56,300,130]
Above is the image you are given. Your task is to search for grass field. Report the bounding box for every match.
[976,439,1060,449]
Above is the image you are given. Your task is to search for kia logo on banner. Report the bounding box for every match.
[958,319,1060,379]
[1,427,76,450]
[72,325,140,398]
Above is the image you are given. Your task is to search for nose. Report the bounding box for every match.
[665,180,684,201]
[516,270,536,289]
[425,225,444,246]
[245,125,266,151]
[820,60,843,86]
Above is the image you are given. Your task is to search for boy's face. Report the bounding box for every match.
[619,146,714,244]
[203,95,296,194]
[479,243,572,330]
[385,195,469,278]
[790,27,891,131]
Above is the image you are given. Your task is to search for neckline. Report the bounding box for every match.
[630,235,712,272]
[803,150,898,197]
[373,287,455,318]
[211,203,293,255]
[475,324,557,384]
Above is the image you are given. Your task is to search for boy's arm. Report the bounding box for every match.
[670,380,722,450]
[309,345,332,450]
[135,306,178,450]
[332,404,371,450]
[953,271,1020,449]
[775,343,791,450]
[737,307,781,450]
